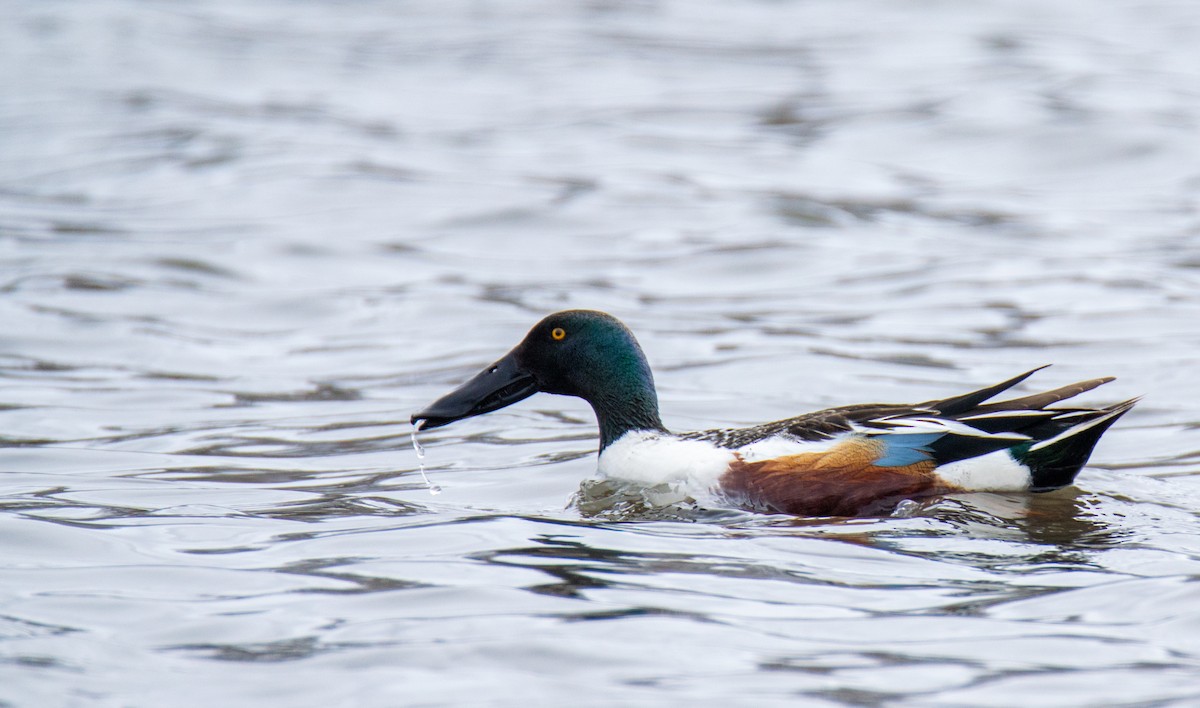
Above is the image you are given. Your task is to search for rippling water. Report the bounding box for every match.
[3,1,1200,705]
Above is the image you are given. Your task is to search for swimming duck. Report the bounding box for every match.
[411,310,1136,517]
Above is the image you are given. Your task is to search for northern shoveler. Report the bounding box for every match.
[411,310,1136,517]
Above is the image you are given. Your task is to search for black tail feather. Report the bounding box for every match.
[1015,399,1138,492]
[975,377,1116,413]
[924,366,1049,416]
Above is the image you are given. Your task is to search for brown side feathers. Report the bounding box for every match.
[719,438,957,517]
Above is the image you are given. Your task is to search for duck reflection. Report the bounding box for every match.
[932,488,1126,548]
[575,474,1124,550]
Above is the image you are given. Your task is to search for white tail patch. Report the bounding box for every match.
[934,449,1032,491]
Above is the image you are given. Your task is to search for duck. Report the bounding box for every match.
[411,310,1137,517]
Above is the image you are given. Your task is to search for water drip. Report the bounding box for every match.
[411,422,442,495]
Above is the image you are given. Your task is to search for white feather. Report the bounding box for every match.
[1048,410,1099,421]
[934,450,1031,491]
[871,416,1030,440]
[1029,408,1126,452]
[597,431,732,490]
[737,434,843,461]
[958,410,1051,421]
[596,430,845,497]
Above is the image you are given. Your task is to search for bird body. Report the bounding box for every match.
[413,310,1135,517]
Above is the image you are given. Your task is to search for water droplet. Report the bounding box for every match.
[411,423,439,495]
[410,426,425,459]
[891,499,921,518]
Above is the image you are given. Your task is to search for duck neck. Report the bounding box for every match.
[561,318,667,450]
[591,385,667,451]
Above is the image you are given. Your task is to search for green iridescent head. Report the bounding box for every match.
[412,310,665,449]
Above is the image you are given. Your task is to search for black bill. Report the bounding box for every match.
[411,350,538,430]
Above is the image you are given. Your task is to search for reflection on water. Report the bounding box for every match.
[3,0,1200,705]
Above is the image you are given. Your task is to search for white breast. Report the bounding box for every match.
[596,431,841,491]
[596,432,732,491]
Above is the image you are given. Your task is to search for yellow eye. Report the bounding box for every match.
[551,327,566,341]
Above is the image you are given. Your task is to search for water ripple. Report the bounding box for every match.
[3,0,1200,705]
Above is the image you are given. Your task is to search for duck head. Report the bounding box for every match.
[411,310,666,448]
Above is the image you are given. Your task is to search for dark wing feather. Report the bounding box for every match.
[678,368,1120,452]
[970,377,1115,413]
[918,366,1048,415]
[679,403,921,448]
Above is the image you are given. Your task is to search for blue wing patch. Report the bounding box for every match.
[873,433,943,467]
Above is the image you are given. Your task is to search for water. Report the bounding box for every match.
[411,424,442,495]
[3,0,1200,705]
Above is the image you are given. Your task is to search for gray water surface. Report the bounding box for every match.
[3,1,1200,705]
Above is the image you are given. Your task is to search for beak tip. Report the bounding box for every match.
[411,411,452,430]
